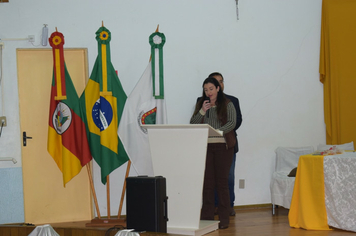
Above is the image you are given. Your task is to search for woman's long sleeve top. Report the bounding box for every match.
[190,102,236,134]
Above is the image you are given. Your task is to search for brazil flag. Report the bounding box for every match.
[80,26,129,184]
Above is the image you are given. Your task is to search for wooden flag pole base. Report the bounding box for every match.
[86,161,131,228]
[85,217,126,228]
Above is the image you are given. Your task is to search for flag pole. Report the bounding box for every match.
[86,164,101,219]
[101,20,111,220]
[149,25,160,62]
[118,160,131,218]
[107,175,111,219]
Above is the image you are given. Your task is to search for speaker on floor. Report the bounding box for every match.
[126,176,168,233]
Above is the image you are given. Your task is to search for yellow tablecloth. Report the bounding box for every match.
[288,154,331,230]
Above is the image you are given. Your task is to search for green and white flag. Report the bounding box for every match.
[118,32,167,175]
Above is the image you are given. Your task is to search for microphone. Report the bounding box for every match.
[205,97,210,118]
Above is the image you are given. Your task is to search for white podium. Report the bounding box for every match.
[142,124,224,236]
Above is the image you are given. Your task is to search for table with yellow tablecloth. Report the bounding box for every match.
[288,153,356,232]
[288,154,331,230]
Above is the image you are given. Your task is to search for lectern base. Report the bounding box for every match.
[85,217,126,227]
[167,220,219,236]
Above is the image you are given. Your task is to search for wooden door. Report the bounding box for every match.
[17,48,92,224]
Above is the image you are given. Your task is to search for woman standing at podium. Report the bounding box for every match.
[190,77,237,229]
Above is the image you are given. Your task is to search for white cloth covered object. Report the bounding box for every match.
[28,224,59,236]
[270,146,314,210]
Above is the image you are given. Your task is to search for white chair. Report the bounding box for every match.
[270,146,315,215]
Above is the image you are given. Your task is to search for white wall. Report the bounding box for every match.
[0,0,325,222]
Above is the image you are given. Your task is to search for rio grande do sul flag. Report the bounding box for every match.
[118,32,167,176]
[47,31,92,186]
[80,26,129,184]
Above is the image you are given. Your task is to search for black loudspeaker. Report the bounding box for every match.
[126,176,168,233]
